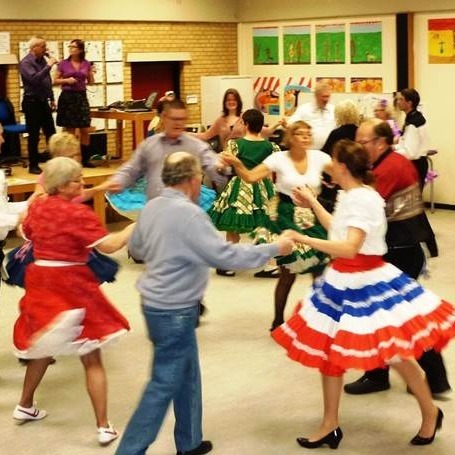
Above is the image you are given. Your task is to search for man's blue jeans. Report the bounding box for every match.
[116,305,202,455]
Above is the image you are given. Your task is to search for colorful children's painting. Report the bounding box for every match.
[428,18,455,63]
[283,25,311,64]
[253,27,279,65]
[316,24,345,64]
[254,77,280,115]
[283,77,312,116]
[350,21,382,63]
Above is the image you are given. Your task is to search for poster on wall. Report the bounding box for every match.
[350,77,383,93]
[283,25,311,64]
[428,18,455,63]
[253,27,279,65]
[0,32,10,54]
[283,77,312,116]
[85,41,103,62]
[316,77,346,92]
[105,40,123,61]
[316,24,345,64]
[350,21,382,63]
[253,77,280,115]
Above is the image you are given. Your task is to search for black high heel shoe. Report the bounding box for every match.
[297,427,343,449]
[410,408,443,445]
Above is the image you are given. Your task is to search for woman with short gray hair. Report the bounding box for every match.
[13,157,134,447]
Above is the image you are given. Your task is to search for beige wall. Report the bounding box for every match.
[237,5,455,206]
[0,0,238,22]
[237,0,455,22]
[2,20,238,158]
[414,12,455,205]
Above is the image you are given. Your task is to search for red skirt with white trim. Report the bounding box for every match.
[272,255,455,376]
[13,263,130,359]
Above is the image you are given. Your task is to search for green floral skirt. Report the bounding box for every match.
[252,193,329,274]
[209,176,275,234]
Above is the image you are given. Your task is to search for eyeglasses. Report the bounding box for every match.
[70,176,83,183]
[167,116,187,122]
[357,137,378,146]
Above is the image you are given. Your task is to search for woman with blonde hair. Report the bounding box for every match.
[319,99,360,213]
[13,157,134,446]
[222,120,331,329]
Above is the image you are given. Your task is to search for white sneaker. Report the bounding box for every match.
[98,423,119,446]
[13,404,47,424]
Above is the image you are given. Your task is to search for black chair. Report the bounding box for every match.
[0,98,28,170]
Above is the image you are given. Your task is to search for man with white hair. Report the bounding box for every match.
[116,152,295,455]
[286,82,336,149]
[19,36,57,174]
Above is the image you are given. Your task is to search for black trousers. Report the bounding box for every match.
[412,156,429,192]
[22,98,56,167]
[365,244,450,393]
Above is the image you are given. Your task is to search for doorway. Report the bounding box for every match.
[130,61,181,143]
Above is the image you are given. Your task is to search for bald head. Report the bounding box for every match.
[162,152,202,187]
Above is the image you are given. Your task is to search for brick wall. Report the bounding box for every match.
[1,20,238,159]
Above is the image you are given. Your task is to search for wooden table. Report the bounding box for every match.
[7,164,120,226]
[90,109,155,158]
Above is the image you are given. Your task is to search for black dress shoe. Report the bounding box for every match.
[254,268,280,278]
[410,408,443,445]
[176,440,213,455]
[28,165,42,175]
[344,374,390,395]
[216,269,235,277]
[297,427,343,449]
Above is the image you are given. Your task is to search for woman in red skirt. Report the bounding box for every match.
[272,140,455,449]
[13,157,134,446]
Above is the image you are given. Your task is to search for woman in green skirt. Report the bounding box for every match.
[221,121,332,329]
[209,109,281,277]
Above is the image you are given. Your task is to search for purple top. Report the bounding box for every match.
[57,59,91,92]
[19,53,54,101]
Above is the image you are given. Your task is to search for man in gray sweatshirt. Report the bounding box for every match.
[116,152,295,455]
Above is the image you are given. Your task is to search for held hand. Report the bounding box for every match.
[104,181,123,194]
[66,77,77,85]
[291,185,316,208]
[220,151,241,166]
[279,229,306,244]
[276,238,294,256]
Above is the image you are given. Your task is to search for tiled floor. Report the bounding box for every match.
[0,209,454,454]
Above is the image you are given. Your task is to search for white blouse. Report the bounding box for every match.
[262,149,331,196]
[330,186,387,255]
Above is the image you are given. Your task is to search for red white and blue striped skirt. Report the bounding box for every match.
[272,255,455,376]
